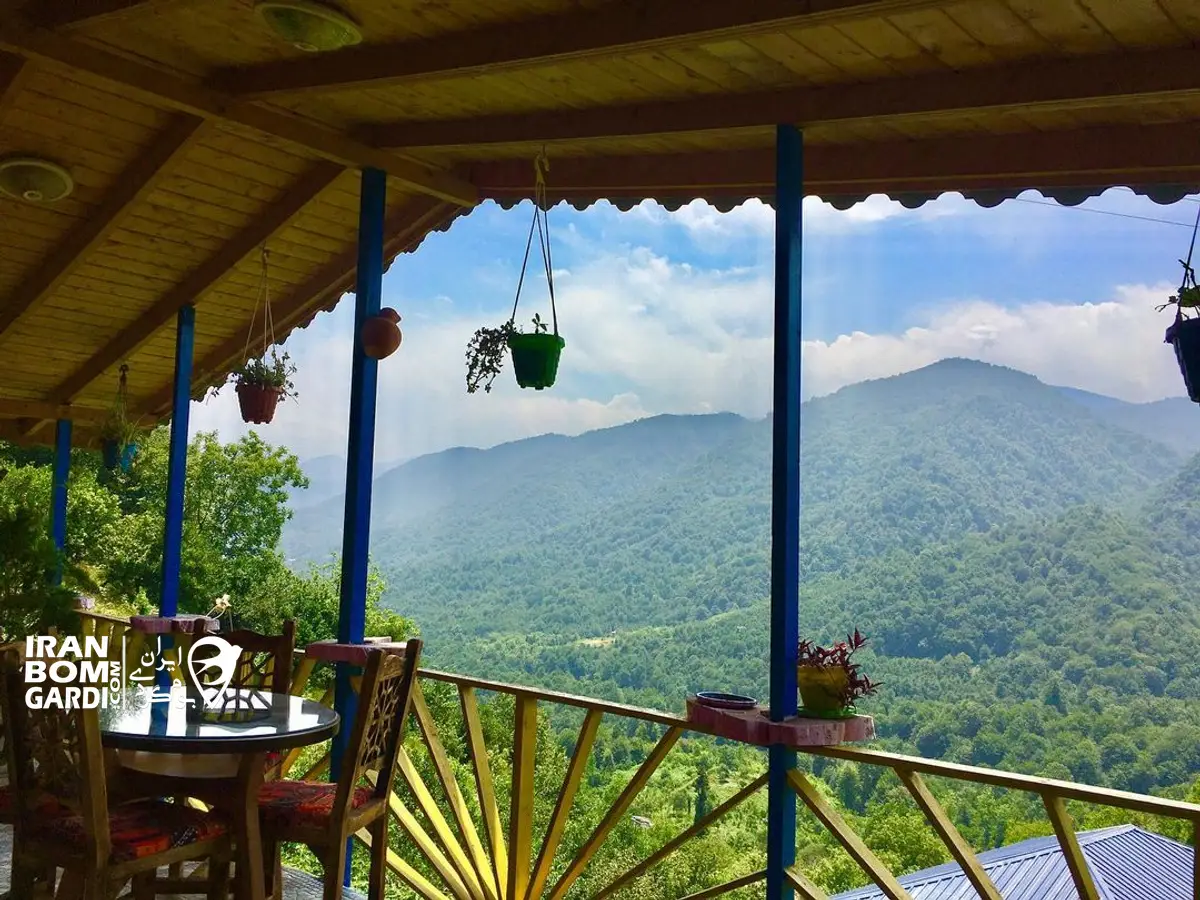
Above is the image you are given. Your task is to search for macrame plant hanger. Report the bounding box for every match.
[111,364,130,423]
[508,150,558,337]
[242,246,277,365]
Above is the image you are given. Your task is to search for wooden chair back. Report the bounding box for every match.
[337,640,421,818]
[0,668,110,869]
[184,619,295,695]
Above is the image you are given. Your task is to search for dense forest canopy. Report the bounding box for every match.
[4,358,1199,897]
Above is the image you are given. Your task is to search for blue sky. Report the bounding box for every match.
[191,189,1199,465]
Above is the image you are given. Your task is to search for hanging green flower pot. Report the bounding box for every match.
[1161,219,1200,403]
[508,330,565,390]
[465,152,566,394]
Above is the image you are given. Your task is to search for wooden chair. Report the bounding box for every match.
[255,640,422,900]
[183,618,296,780]
[0,669,231,900]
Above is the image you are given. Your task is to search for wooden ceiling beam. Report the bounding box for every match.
[146,195,459,416]
[0,115,207,344]
[468,121,1200,202]
[370,45,1200,150]
[0,398,109,424]
[0,19,479,206]
[210,0,954,97]
[30,0,166,29]
[0,50,30,118]
[42,162,343,408]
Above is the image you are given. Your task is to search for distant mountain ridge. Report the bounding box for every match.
[283,358,1199,643]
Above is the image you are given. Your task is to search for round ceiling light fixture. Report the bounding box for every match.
[0,157,74,203]
[255,0,363,52]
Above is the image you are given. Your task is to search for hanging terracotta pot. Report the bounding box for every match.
[362,307,402,360]
[236,383,283,424]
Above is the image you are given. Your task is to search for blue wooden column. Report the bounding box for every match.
[332,167,386,792]
[766,124,803,900]
[50,419,72,584]
[160,304,195,617]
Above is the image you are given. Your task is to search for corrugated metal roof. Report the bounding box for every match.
[832,825,1194,900]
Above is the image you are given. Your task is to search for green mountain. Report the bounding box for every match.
[284,358,1188,639]
[280,357,1200,797]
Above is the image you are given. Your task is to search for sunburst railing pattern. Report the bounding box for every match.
[77,611,1200,900]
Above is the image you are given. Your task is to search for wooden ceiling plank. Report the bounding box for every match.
[0,19,479,206]
[371,44,1200,149]
[0,397,108,424]
[0,115,207,343]
[31,1,164,30]
[209,0,959,97]
[469,120,1200,199]
[0,49,30,117]
[43,161,343,406]
[147,195,456,415]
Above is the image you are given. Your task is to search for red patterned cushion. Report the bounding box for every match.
[29,799,228,864]
[264,750,284,778]
[257,780,375,831]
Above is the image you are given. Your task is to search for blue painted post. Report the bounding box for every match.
[766,124,803,900]
[334,166,386,883]
[50,419,72,584]
[160,304,195,618]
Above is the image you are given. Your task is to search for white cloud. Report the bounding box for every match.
[189,200,1188,465]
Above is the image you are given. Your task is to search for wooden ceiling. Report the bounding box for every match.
[1,0,1199,442]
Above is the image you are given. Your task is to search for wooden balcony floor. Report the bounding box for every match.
[0,826,367,899]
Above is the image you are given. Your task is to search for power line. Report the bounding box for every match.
[1009,196,1200,229]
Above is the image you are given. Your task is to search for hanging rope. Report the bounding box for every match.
[113,364,129,417]
[508,149,557,335]
[242,246,278,361]
[1180,204,1200,324]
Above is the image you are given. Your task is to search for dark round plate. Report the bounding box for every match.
[695,691,757,710]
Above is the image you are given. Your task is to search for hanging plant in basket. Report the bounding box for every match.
[218,247,298,424]
[99,365,140,473]
[1162,208,1200,403]
[465,152,565,394]
[796,629,880,720]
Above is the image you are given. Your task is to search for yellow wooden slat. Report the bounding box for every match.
[278,684,333,777]
[396,747,488,900]
[412,681,501,900]
[548,726,683,900]
[594,772,768,900]
[527,708,601,900]
[1042,794,1100,900]
[460,685,509,898]
[786,866,830,900]
[677,870,766,900]
[508,694,538,900]
[287,657,316,695]
[787,769,913,900]
[896,769,1001,900]
[355,826,453,900]
[377,781,476,900]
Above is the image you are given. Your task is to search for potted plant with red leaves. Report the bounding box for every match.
[796,629,880,719]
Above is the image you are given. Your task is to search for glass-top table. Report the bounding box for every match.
[99,684,339,754]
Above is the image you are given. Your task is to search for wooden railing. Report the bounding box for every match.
[78,611,1200,900]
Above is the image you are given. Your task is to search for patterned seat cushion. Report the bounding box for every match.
[29,798,228,864]
[258,780,375,831]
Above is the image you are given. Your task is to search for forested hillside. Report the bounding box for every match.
[283,358,1200,809]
